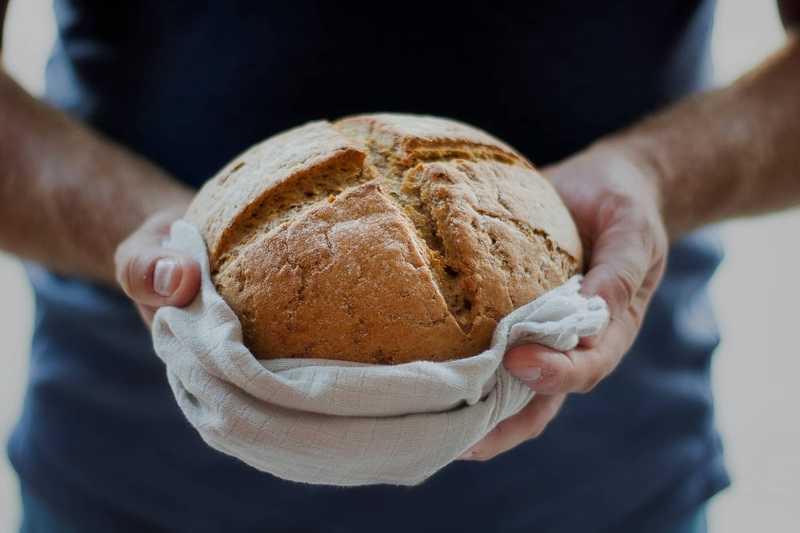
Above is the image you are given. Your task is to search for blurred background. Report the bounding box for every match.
[1,1,798,530]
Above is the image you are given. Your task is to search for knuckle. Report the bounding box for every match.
[597,196,630,226]
[597,189,635,226]
[504,346,534,372]
[608,267,638,310]
[549,364,569,392]
[124,252,154,299]
[625,209,652,235]
[535,356,570,392]
[169,258,200,307]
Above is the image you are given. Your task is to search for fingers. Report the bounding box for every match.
[503,213,666,395]
[581,216,653,320]
[459,394,566,461]
[513,149,669,399]
[114,214,200,310]
[504,310,637,394]
[116,246,200,307]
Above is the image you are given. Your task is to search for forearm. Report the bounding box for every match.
[0,71,193,283]
[601,34,800,239]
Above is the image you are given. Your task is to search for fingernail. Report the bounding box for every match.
[517,367,542,382]
[154,258,180,296]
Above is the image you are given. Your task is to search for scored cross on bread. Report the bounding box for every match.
[186,114,582,364]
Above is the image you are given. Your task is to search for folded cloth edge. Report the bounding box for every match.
[152,219,609,486]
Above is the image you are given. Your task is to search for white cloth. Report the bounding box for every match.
[152,220,609,486]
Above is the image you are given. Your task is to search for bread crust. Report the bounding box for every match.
[187,114,582,364]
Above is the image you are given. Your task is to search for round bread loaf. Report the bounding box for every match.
[186,114,583,364]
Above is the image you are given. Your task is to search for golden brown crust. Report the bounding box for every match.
[187,114,583,364]
[185,121,366,264]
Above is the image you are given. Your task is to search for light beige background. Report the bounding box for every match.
[1,0,798,530]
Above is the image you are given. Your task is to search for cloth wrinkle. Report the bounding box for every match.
[152,220,609,486]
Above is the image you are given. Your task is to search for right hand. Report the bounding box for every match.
[461,142,668,461]
[114,207,201,326]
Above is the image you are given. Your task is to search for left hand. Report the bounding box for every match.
[459,143,669,461]
[114,206,201,327]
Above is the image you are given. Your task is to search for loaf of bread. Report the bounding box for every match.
[186,114,582,364]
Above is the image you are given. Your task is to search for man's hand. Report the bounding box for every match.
[114,207,201,326]
[460,144,668,461]
[461,27,800,463]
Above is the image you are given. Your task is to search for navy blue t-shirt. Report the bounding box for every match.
[9,1,729,531]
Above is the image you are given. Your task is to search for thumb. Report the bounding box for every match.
[114,215,200,309]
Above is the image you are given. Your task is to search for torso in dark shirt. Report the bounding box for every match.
[9,2,728,531]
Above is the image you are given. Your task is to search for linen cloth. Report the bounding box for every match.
[152,220,609,486]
